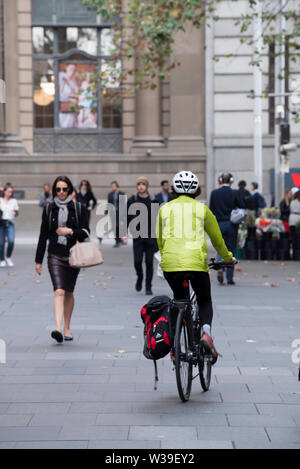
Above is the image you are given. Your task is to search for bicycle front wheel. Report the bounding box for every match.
[174,307,193,402]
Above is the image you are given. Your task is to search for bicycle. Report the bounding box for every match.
[171,258,238,402]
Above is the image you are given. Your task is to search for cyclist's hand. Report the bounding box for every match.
[224,256,237,265]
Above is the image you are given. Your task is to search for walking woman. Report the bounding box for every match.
[35,176,90,343]
[76,179,97,226]
[0,183,19,267]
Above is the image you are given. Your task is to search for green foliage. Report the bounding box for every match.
[82,0,300,94]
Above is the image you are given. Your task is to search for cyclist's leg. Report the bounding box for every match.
[190,272,218,361]
[163,271,186,300]
[189,272,213,332]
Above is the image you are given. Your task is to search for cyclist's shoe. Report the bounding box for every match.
[217,269,224,285]
[200,333,218,364]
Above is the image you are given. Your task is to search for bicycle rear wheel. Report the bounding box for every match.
[199,351,212,392]
[174,307,193,402]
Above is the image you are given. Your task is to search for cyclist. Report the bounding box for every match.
[156,170,236,363]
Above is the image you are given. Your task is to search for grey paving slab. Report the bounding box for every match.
[58,425,129,441]
[160,413,228,426]
[69,402,133,414]
[0,426,62,442]
[14,441,89,449]
[196,426,270,446]
[29,413,97,427]
[161,440,233,449]
[96,413,160,426]
[88,440,161,449]
[128,426,197,441]
[227,414,296,427]
[220,392,283,403]
[0,443,16,449]
[0,415,33,427]
[265,427,300,445]
[6,403,71,414]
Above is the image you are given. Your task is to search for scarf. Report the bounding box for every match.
[54,195,72,246]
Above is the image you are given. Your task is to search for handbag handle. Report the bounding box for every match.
[81,228,91,240]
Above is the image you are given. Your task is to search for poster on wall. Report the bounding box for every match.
[59,62,97,129]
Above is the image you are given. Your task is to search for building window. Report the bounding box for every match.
[32,0,122,154]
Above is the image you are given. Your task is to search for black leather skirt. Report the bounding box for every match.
[47,254,80,293]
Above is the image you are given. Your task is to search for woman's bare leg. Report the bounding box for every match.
[64,291,74,337]
[54,289,65,332]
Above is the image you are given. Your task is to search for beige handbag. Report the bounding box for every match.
[69,229,104,268]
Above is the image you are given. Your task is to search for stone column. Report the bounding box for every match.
[131,76,164,151]
[168,25,206,154]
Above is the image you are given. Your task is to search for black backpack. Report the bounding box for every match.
[140,295,172,390]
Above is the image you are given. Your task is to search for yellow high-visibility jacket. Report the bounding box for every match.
[156,195,233,272]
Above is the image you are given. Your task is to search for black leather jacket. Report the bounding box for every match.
[35,201,90,264]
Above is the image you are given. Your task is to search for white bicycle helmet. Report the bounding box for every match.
[172,170,199,194]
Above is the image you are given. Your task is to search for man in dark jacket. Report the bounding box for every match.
[209,173,242,285]
[127,177,159,295]
[155,180,172,205]
[106,181,126,247]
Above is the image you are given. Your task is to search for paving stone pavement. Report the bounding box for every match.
[0,243,300,449]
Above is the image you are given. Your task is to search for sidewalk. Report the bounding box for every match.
[0,243,300,449]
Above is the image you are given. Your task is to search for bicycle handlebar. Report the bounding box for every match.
[208,258,238,271]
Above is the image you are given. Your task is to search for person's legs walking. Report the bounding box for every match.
[144,239,155,293]
[53,289,65,333]
[5,222,15,263]
[133,239,144,291]
[222,222,235,283]
[64,291,74,338]
[0,222,5,263]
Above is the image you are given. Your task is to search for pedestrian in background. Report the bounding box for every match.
[127,177,159,295]
[280,188,292,232]
[155,180,172,205]
[250,182,266,217]
[235,180,253,210]
[76,179,97,226]
[0,183,19,268]
[39,184,53,209]
[105,181,126,248]
[209,173,241,285]
[35,176,90,344]
[289,189,300,232]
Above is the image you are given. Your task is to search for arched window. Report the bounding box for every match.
[32,0,122,153]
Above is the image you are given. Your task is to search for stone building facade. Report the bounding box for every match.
[0,0,205,200]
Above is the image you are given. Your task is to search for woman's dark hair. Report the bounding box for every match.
[3,183,13,195]
[171,186,201,199]
[79,179,92,193]
[251,182,258,190]
[52,176,74,196]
